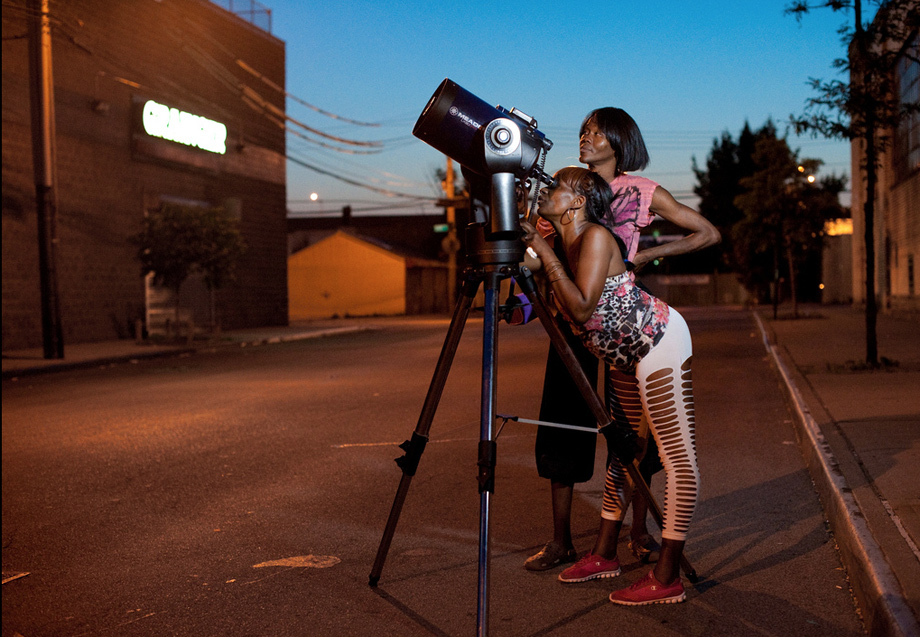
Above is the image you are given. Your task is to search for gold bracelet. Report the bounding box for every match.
[547,269,569,283]
[543,261,565,277]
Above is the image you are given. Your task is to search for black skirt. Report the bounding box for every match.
[534,316,599,484]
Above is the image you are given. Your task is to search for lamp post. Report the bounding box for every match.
[444,158,458,305]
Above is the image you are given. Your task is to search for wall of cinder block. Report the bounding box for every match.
[2,0,288,350]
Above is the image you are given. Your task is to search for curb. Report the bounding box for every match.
[1,326,369,381]
[753,311,920,637]
[1,347,197,380]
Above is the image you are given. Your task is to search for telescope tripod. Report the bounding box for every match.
[368,262,697,636]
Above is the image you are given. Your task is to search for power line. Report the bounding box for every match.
[286,153,435,201]
[236,59,381,128]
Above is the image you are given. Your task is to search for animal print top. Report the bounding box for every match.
[570,272,670,373]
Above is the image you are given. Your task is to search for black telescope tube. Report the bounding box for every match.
[413,79,501,175]
[413,79,552,181]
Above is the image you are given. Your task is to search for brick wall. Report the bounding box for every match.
[2,0,288,350]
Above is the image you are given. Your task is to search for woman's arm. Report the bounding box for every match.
[523,225,614,325]
[631,186,721,271]
[520,220,553,271]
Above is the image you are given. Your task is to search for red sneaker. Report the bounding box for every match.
[609,570,686,605]
[558,552,621,583]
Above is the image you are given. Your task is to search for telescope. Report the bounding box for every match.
[413,79,555,264]
[371,80,693,636]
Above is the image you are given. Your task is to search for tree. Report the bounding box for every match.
[733,130,846,317]
[196,206,247,330]
[785,0,920,365]
[693,121,761,272]
[132,202,246,335]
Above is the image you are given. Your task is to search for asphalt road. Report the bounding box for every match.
[2,308,865,636]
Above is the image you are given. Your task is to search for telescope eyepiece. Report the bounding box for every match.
[535,170,557,189]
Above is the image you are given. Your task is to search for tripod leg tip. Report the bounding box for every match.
[368,575,379,588]
[686,569,699,583]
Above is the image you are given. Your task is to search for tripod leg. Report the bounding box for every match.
[476,271,502,637]
[514,268,699,582]
[368,274,480,587]
[624,461,698,582]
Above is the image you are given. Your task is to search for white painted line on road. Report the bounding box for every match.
[332,435,528,449]
[253,555,341,569]
[1,571,29,585]
[333,437,474,449]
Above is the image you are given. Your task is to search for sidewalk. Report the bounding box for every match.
[1,316,460,380]
[0,319,373,380]
[3,307,919,635]
[755,304,920,637]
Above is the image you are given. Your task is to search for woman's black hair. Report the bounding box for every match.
[580,107,650,175]
[555,166,627,257]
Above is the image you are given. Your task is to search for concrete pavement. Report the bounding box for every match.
[1,319,370,379]
[755,304,920,637]
[3,305,918,636]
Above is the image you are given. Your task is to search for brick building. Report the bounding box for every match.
[849,18,919,312]
[1,0,287,351]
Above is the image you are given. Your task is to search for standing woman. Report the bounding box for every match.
[576,107,720,267]
[523,166,700,605]
[527,107,719,571]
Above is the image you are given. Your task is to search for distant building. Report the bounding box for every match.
[288,229,448,319]
[821,219,854,304]
[849,21,919,312]
[1,0,287,350]
[287,211,450,262]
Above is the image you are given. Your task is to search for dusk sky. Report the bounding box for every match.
[264,1,865,216]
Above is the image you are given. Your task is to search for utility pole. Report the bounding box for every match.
[28,0,64,359]
[444,158,458,306]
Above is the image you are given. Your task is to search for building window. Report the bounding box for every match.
[893,33,920,183]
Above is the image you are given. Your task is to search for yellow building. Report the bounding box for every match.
[288,230,447,320]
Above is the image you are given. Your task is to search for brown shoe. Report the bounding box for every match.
[628,534,661,564]
[524,541,577,571]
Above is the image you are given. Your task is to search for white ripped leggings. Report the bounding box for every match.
[600,309,699,541]
[570,273,700,543]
